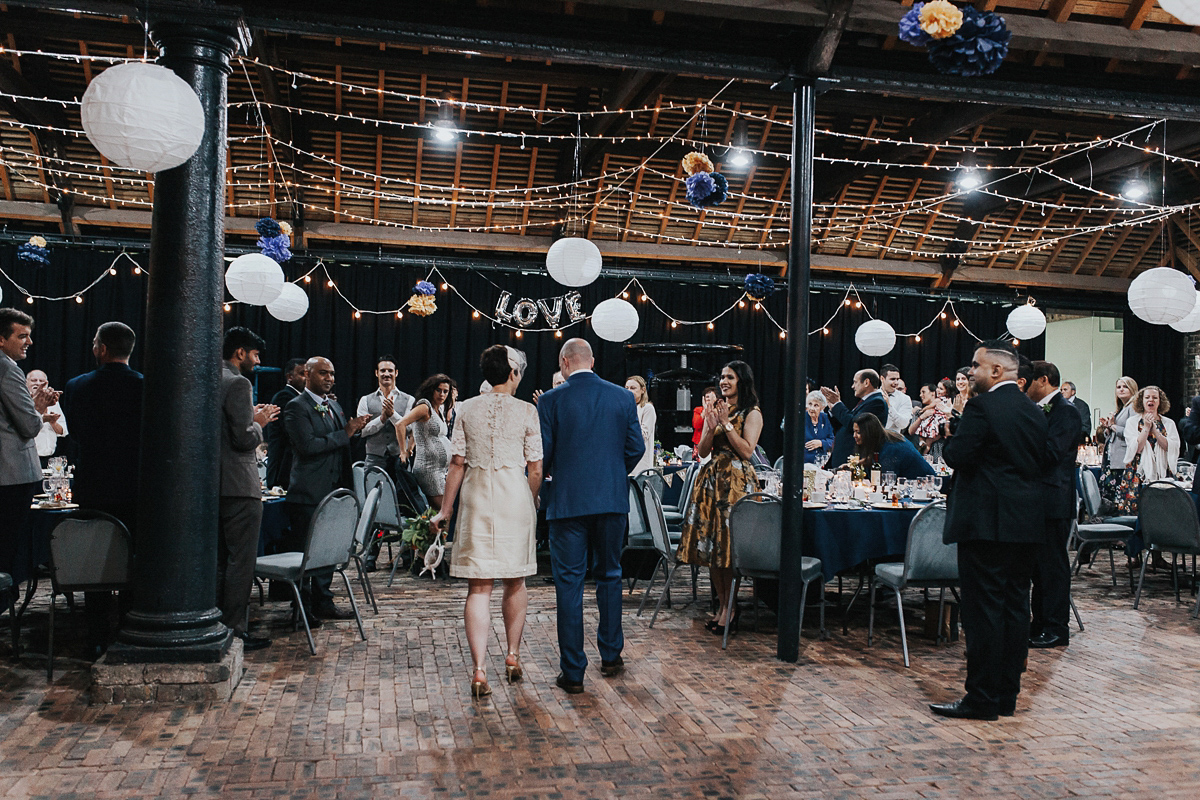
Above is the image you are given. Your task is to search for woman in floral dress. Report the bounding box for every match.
[676,360,763,636]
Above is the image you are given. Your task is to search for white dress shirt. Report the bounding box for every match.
[885,390,913,433]
[34,401,66,457]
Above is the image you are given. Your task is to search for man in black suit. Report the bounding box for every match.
[1026,361,1081,649]
[283,357,370,619]
[60,321,144,652]
[932,340,1048,721]
[821,369,888,469]
[265,357,306,491]
[1061,382,1091,440]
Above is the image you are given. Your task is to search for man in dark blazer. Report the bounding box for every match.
[265,357,306,490]
[933,340,1049,721]
[283,356,370,619]
[218,328,278,651]
[1026,362,1082,649]
[821,369,888,469]
[1061,382,1091,440]
[537,338,644,694]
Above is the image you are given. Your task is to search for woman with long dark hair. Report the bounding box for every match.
[431,345,542,698]
[394,373,454,509]
[853,413,934,479]
[676,360,763,636]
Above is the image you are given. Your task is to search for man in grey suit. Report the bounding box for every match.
[218,328,279,651]
[0,308,57,593]
[283,356,370,619]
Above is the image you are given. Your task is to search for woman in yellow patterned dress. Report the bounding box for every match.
[677,360,763,636]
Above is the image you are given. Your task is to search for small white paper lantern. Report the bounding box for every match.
[1159,0,1200,25]
[80,62,205,173]
[1127,267,1195,325]
[591,297,639,342]
[267,282,310,322]
[855,319,896,357]
[1169,291,1200,332]
[1006,303,1047,339]
[225,253,284,306]
[545,237,603,287]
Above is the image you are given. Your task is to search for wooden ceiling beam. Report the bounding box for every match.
[1119,221,1165,279]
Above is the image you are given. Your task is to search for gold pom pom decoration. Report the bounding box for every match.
[29,235,47,248]
[681,151,714,176]
[407,293,437,317]
[919,0,964,39]
[278,221,293,239]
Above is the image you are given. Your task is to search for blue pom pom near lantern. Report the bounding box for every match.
[706,173,728,207]
[744,273,776,301]
[415,280,437,296]
[898,4,932,46]
[255,217,283,238]
[18,238,50,267]
[258,234,292,264]
[686,172,716,207]
[927,7,1010,77]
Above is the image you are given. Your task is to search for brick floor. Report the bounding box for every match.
[2,557,1199,799]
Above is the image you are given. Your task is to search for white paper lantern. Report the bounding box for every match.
[1169,291,1200,332]
[854,319,896,357]
[225,253,285,306]
[80,62,205,173]
[591,297,639,342]
[545,237,603,287]
[1006,303,1047,339]
[1159,0,1200,25]
[1127,267,1196,325]
[267,282,310,322]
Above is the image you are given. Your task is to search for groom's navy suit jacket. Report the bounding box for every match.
[537,370,644,521]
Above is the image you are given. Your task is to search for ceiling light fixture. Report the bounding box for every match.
[1121,177,1149,202]
[957,169,982,191]
[432,96,460,144]
[727,119,753,168]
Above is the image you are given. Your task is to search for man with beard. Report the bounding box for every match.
[218,327,279,650]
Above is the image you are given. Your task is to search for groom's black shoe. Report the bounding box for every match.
[555,673,584,694]
[929,698,999,721]
[600,656,624,677]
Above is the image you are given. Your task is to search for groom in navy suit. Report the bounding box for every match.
[538,338,645,693]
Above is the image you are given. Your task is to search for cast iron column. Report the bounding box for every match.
[777,81,815,663]
[114,23,239,661]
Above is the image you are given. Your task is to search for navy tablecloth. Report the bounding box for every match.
[803,506,919,581]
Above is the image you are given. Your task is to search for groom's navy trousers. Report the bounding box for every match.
[549,513,626,682]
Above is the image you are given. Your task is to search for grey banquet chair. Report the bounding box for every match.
[868,502,956,668]
[1,572,17,656]
[360,467,407,587]
[352,461,367,506]
[1133,480,1200,615]
[350,485,383,614]
[1071,468,1136,587]
[623,478,657,595]
[46,512,133,680]
[723,493,825,650]
[254,489,366,654]
[638,482,695,626]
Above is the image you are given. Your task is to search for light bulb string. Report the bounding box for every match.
[0,250,142,301]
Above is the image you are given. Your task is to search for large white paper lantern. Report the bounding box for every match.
[80,62,205,173]
[591,297,639,342]
[1169,291,1200,332]
[225,253,284,306]
[546,237,603,287]
[1127,267,1195,325]
[1006,303,1047,339]
[267,282,310,322]
[854,319,896,357]
[1159,0,1200,25]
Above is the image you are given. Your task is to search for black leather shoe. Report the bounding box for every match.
[234,630,272,651]
[1029,632,1068,648]
[290,604,323,628]
[998,698,1016,717]
[930,698,999,721]
[555,673,584,694]
[600,656,624,677]
[312,603,356,620]
[363,560,378,573]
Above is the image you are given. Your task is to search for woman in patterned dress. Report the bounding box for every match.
[431,346,542,698]
[394,374,453,510]
[676,361,763,636]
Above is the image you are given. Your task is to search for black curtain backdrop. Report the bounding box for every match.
[31,242,1190,460]
[1122,312,1186,421]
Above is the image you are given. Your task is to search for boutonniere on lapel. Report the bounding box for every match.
[314,402,330,415]
[1042,403,1052,415]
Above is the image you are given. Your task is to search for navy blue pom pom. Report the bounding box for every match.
[927,8,1010,77]
[255,217,283,238]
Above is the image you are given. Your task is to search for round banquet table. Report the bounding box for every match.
[802,505,921,582]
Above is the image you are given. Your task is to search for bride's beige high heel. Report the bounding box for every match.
[470,666,491,698]
[505,652,523,683]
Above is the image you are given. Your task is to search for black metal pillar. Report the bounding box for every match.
[777,81,816,663]
[114,23,240,661]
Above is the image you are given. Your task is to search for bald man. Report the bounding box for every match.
[282,357,370,621]
[25,369,65,459]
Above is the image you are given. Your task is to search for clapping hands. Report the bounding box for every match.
[253,403,280,427]
[820,386,841,406]
[344,413,371,437]
[30,384,60,414]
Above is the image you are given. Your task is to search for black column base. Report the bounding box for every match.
[110,608,232,663]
